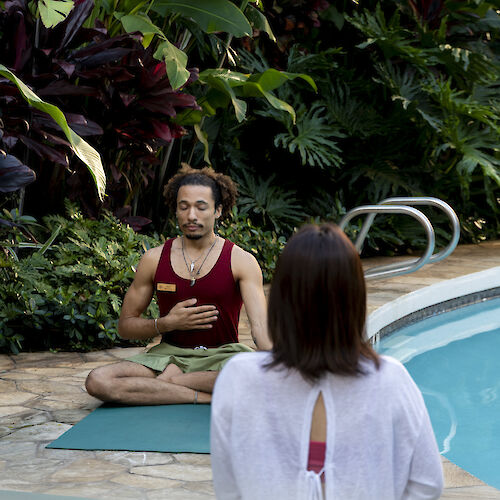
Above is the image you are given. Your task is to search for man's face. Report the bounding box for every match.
[176,184,221,240]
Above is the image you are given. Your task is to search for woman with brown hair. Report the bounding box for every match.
[211,223,443,500]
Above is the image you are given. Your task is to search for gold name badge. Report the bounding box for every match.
[157,283,176,292]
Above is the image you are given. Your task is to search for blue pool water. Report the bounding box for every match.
[377,297,500,489]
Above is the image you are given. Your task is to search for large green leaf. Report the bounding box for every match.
[199,69,248,122]
[154,40,191,90]
[152,0,251,36]
[247,69,317,93]
[0,65,106,201]
[118,13,190,90]
[245,4,276,42]
[194,124,211,165]
[199,68,316,122]
[38,0,74,28]
[119,13,165,37]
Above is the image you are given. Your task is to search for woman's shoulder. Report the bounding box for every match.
[356,355,419,394]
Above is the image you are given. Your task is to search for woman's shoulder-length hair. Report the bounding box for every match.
[266,223,379,381]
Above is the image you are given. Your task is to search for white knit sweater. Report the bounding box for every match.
[211,352,443,500]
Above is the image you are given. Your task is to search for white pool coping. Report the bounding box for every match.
[366,266,500,340]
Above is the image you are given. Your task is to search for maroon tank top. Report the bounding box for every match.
[154,238,242,348]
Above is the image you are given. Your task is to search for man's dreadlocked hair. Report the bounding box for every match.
[163,164,238,220]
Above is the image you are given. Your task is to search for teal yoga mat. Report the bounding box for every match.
[46,404,211,453]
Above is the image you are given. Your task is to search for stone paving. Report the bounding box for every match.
[1,240,500,499]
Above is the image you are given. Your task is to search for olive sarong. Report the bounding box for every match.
[126,342,253,373]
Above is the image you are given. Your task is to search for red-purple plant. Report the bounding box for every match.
[0,0,200,221]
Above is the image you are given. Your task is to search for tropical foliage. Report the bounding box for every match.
[0,0,310,224]
[1,0,500,352]
[224,0,500,247]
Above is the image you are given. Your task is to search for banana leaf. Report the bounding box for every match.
[0,64,106,201]
[151,0,252,37]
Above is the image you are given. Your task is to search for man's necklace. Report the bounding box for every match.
[181,236,218,286]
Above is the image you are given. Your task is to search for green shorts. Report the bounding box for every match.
[125,342,254,374]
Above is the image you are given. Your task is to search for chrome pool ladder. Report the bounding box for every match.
[338,197,460,280]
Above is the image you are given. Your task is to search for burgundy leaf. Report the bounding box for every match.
[34,128,71,148]
[72,33,140,59]
[55,0,94,54]
[19,135,69,166]
[138,92,199,117]
[65,113,103,136]
[119,93,136,107]
[75,66,135,82]
[170,123,187,139]
[122,215,152,231]
[109,163,122,182]
[138,97,176,117]
[2,135,19,148]
[54,60,76,77]
[37,80,98,96]
[183,67,200,87]
[114,205,131,219]
[151,119,173,142]
[13,12,30,72]
[0,152,36,192]
[140,61,167,89]
[78,47,134,68]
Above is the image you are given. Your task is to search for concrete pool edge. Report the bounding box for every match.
[367,266,500,340]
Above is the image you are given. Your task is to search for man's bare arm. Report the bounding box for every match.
[118,247,219,340]
[232,247,272,351]
[118,248,160,340]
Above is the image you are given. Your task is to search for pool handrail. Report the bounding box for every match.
[338,204,436,280]
[354,197,460,266]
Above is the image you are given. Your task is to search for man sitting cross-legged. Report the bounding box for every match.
[85,165,272,405]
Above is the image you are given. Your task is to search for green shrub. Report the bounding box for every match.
[0,206,161,354]
[0,205,286,354]
[218,208,287,283]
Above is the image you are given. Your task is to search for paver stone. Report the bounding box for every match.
[131,463,212,481]
[110,473,182,489]
[50,458,127,483]
[7,421,71,441]
[0,392,38,406]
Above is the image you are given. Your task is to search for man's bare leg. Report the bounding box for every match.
[169,370,219,394]
[157,364,217,397]
[85,361,211,405]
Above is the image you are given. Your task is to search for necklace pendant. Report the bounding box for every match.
[190,278,196,287]
[190,262,195,272]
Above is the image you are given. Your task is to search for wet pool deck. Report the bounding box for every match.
[1,240,499,499]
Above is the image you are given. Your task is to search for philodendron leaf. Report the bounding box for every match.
[154,40,191,90]
[38,0,75,28]
[152,0,251,37]
[0,64,106,201]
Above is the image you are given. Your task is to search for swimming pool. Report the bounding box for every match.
[377,296,500,489]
